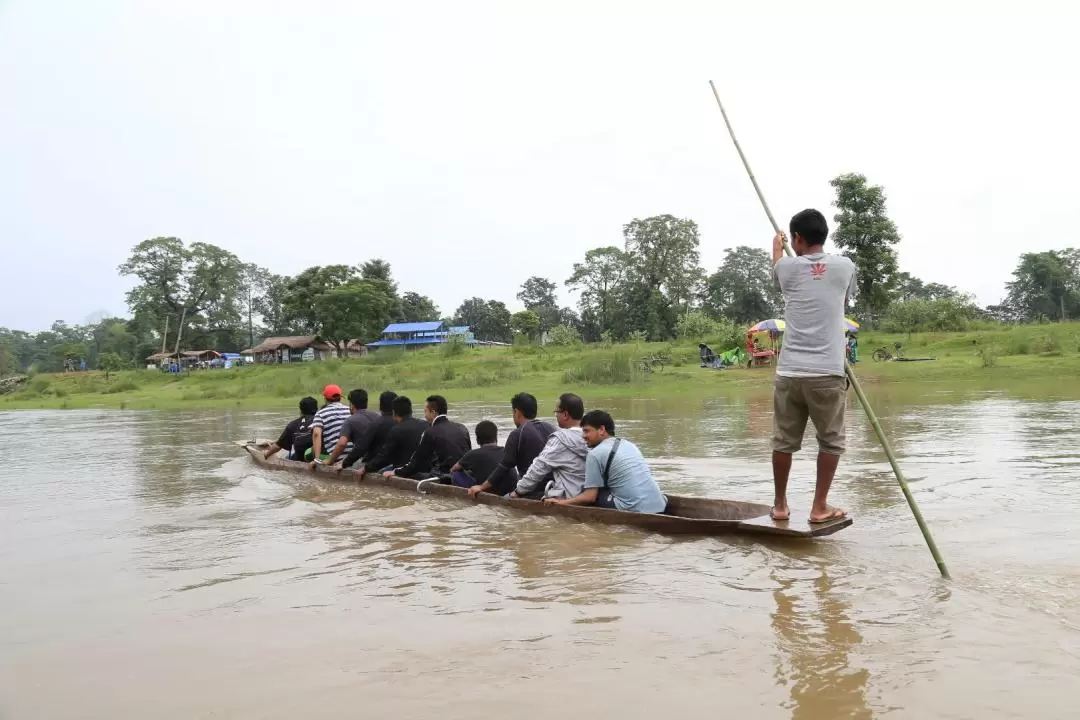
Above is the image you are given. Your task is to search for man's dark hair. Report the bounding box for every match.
[426,394,448,416]
[392,395,413,418]
[557,393,585,421]
[299,396,318,416]
[475,419,498,445]
[580,409,615,436]
[348,388,369,410]
[789,209,829,247]
[511,392,538,419]
[379,390,398,413]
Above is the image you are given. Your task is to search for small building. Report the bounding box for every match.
[366,321,478,350]
[242,336,333,364]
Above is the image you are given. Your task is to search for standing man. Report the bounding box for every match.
[770,209,858,524]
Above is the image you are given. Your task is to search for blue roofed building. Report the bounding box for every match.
[366,321,481,349]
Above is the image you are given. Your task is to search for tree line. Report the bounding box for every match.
[3,171,1078,375]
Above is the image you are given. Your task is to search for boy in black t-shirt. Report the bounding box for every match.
[451,420,516,492]
[264,397,319,459]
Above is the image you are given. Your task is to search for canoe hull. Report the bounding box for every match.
[240,443,852,539]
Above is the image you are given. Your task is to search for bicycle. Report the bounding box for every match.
[639,354,671,374]
[872,343,904,362]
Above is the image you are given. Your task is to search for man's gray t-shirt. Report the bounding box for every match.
[583,437,666,514]
[773,253,857,378]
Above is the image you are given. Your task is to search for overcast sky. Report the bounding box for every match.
[2,1,1077,332]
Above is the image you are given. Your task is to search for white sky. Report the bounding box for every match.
[2,0,1077,331]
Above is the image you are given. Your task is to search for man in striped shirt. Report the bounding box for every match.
[310,384,352,465]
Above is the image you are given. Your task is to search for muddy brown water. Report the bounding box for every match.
[2,384,1080,719]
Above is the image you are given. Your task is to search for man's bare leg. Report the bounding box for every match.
[771,451,792,520]
[810,451,845,522]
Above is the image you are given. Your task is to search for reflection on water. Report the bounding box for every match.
[3,382,1080,719]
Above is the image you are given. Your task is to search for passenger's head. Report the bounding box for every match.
[475,419,498,446]
[392,395,412,421]
[298,396,318,416]
[554,393,584,429]
[425,394,448,423]
[789,208,828,256]
[378,390,398,413]
[580,409,615,448]
[322,384,342,403]
[348,388,369,412]
[510,392,538,426]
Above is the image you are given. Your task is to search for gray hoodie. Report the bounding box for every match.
[515,427,589,499]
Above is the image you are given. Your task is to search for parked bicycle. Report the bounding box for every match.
[872,343,904,362]
[639,354,671,373]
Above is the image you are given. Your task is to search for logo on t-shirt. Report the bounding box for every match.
[809,262,827,279]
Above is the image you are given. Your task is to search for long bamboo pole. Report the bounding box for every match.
[708,81,949,579]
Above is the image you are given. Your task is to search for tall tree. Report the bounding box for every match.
[565,246,629,340]
[118,237,245,351]
[510,310,541,341]
[516,276,560,332]
[703,246,781,324]
[621,214,703,339]
[238,264,272,349]
[1002,249,1080,321]
[399,292,440,323]
[255,274,294,336]
[895,272,958,302]
[829,173,901,322]
[452,298,512,343]
[281,265,357,333]
[315,280,397,356]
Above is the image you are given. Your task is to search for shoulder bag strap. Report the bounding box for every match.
[602,438,622,488]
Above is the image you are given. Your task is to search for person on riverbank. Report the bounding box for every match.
[263,396,318,460]
[545,410,666,513]
[386,395,471,480]
[769,209,858,524]
[325,389,380,466]
[362,395,427,475]
[467,392,555,498]
[341,390,398,470]
[450,420,509,489]
[310,385,351,463]
[510,392,588,501]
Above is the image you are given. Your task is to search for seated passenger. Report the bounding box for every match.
[450,420,513,490]
[467,392,554,498]
[361,396,428,476]
[386,395,471,480]
[510,393,588,501]
[263,396,318,460]
[544,410,666,514]
[309,385,352,464]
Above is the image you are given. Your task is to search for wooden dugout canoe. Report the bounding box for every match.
[240,442,852,539]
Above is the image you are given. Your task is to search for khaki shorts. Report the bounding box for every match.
[771,375,848,455]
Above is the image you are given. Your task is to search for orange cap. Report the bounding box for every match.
[322,384,342,400]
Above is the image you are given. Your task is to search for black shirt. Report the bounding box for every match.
[340,410,393,468]
[458,445,515,493]
[484,419,555,489]
[276,415,313,458]
[396,416,472,478]
[366,417,428,472]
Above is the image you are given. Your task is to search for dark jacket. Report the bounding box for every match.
[365,417,428,472]
[342,411,397,469]
[395,415,472,478]
[484,418,556,490]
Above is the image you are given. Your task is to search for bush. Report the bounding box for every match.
[562,349,639,385]
[979,345,998,368]
[545,324,581,346]
[1032,333,1062,355]
[441,335,467,357]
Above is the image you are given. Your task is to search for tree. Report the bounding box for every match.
[510,310,541,341]
[545,324,581,346]
[255,274,294,336]
[399,292,440,323]
[315,280,396,356]
[281,265,358,333]
[98,351,126,380]
[452,298,513,343]
[619,215,704,339]
[516,276,560,332]
[566,246,630,340]
[829,173,901,323]
[881,295,983,333]
[703,246,781,324]
[1001,249,1080,322]
[239,264,272,349]
[119,237,245,353]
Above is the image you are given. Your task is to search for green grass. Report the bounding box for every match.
[4,322,1080,410]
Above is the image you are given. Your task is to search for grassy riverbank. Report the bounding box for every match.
[3,322,1080,410]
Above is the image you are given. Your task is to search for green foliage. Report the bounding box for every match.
[453,298,513,343]
[510,310,541,340]
[562,348,639,384]
[545,324,581,346]
[441,335,467,357]
[399,292,440,323]
[879,296,983,334]
[703,246,780,323]
[517,277,561,332]
[829,173,901,322]
[675,311,721,340]
[97,351,127,380]
[979,345,998,368]
[1000,249,1080,322]
[315,280,396,354]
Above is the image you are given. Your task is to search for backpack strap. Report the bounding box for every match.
[601,437,622,488]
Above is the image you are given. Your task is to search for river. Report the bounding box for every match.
[2,384,1079,719]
